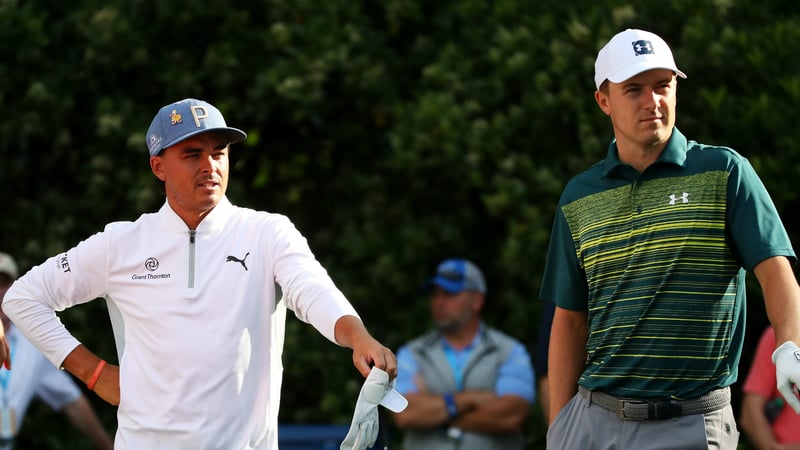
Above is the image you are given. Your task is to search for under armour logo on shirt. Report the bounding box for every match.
[668,192,689,205]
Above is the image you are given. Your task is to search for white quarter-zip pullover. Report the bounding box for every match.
[3,197,358,449]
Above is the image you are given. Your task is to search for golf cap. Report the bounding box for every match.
[427,258,486,295]
[146,98,247,156]
[594,28,686,90]
[0,253,18,279]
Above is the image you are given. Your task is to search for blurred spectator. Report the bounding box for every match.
[392,258,535,450]
[740,325,800,450]
[0,252,114,450]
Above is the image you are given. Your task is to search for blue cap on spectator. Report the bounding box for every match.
[145,98,247,156]
[427,258,486,294]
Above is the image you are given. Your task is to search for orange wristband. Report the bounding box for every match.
[87,359,107,391]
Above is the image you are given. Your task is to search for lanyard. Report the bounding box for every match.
[0,335,14,406]
[443,340,477,391]
[441,327,482,391]
[443,347,464,391]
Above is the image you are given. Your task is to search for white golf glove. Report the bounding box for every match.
[340,367,408,450]
[772,340,800,413]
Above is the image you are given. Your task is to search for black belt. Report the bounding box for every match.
[578,385,730,421]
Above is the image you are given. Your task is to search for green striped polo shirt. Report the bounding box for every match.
[540,128,795,399]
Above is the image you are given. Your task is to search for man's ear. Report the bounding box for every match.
[472,293,485,312]
[594,89,611,115]
[150,156,167,181]
[595,89,612,116]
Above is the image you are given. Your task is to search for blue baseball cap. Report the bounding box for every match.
[145,98,247,156]
[427,258,486,294]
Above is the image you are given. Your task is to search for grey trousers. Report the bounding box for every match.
[546,392,739,450]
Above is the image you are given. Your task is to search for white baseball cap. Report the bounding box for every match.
[0,253,18,279]
[594,28,686,90]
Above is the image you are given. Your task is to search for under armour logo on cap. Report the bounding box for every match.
[632,40,654,55]
[593,29,687,90]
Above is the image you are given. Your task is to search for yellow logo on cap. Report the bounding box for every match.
[170,109,183,125]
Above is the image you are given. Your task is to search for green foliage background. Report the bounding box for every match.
[2,1,799,448]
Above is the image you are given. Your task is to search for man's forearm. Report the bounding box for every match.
[62,345,104,384]
[756,257,800,347]
[548,306,588,425]
[333,314,396,378]
[395,390,525,433]
[452,395,530,434]
[393,392,451,428]
[62,346,120,406]
[333,314,369,349]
